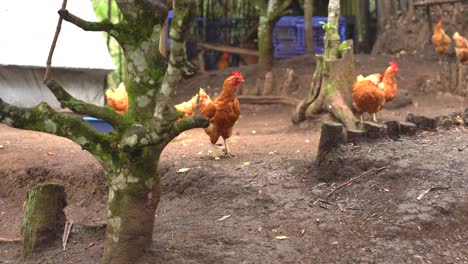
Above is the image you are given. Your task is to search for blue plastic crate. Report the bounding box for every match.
[83,117,114,133]
[273,16,346,58]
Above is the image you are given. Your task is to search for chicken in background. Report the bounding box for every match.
[352,62,399,124]
[217,52,230,71]
[175,95,198,119]
[356,73,383,86]
[431,19,452,64]
[175,71,243,158]
[381,61,399,103]
[453,32,468,65]
[106,82,128,114]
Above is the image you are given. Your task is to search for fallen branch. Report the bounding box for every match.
[0,237,21,243]
[326,166,390,197]
[238,95,300,106]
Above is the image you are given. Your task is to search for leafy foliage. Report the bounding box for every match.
[319,21,337,30]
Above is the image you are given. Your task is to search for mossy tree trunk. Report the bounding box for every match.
[0,1,208,263]
[292,0,358,130]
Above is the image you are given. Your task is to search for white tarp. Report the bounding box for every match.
[0,66,105,108]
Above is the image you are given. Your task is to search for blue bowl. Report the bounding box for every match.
[83,117,114,133]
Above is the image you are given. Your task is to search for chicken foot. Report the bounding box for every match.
[372,113,378,122]
[223,138,235,157]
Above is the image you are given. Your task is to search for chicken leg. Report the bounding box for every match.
[360,115,364,124]
[372,113,378,123]
[223,138,234,157]
[211,144,218,159]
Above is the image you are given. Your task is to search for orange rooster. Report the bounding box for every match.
[453,32,468,65]
[352,62,399,124]
[431,19,451,64]
[217,52,230,70]
[106,82,128,114]
[176,71,243,158]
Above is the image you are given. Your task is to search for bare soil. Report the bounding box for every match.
[0,53,467,264]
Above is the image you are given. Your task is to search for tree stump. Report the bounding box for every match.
[317,121,345,164]
[385,120,400,140]
[406,113,436,130]
[346,128,366,144]
[364,121,388,140]
[21,184,67,262]
[399,121,417,136]
[292,39,357,130]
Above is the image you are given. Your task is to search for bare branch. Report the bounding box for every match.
[45,80,131,130]
[59,9,115,32]
[44,0,68,82]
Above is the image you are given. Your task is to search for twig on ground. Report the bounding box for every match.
[0,237,20,243]
[416,186,451,201]
[326,166,390,197]
[458,144,467,151]
[62,220,73,250]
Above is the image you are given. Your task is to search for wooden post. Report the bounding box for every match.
[426,5,433,41]
[317,121,345,163]
[21,184,67,262]
[304,0,314,53]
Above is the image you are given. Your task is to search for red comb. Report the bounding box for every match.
[389,61,399,70]
[231,71,243,79]
[438,19,443,24]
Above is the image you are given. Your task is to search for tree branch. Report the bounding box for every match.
[59,9,115,32]
[0,99,112,155]
[168,115,209,141]
[159,0,197,99]
[45,80,131,130]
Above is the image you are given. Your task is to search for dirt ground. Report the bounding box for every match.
[0,53,467,264]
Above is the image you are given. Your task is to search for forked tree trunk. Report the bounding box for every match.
[292,0,358,130]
